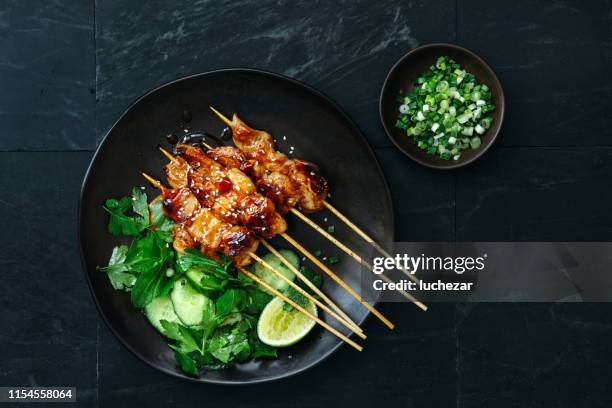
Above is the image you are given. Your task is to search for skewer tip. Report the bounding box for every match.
[158,146,175,162]
[416,301,428,312]
[209,106,234,128]
[140,171,161,189]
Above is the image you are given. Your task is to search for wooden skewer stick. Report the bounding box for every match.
[281,232,395,329]
[260,240,362,334]
[210,106,233,127]
[141,172,163,189]
[237,265,363,352]
[290,207,369,267]
[249,253,366,340]
[159,146,176,161]
[323,200,419,285]
[290,208,427,312]
[158,146,362,330]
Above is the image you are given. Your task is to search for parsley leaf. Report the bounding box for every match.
[244,287,272,314]
[150,198,175,233]
[281,286,309,312]
[216,289,248,317]
[131,187,149,221]
[176,249,233,278]
[130,267,166,308]
[171,346,199,376]
[98,245,137,291]
[103,188,150,237]
[249,333,277,358]
[207,325,251,363]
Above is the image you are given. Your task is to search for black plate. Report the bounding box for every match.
[79,69,394,384]
[380,43,505,169]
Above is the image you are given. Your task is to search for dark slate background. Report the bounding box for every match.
[1,0,612,407]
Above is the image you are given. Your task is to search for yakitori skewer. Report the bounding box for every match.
[207,109,409,275]
[158,146,365,332]
[140,172,258,264]
[238,266,363,352]
[206,108,427,312]
[164,142,398,328]
[141,172,365,340]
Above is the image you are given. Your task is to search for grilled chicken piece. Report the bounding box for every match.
[230,114,275,157]
[153,182,255,265]
[207,145,298,213]
[226,168,287,238]
[176,143,221,170]
[239,194,287,238]
[209,113,331,211]
[173,144,287,238]
[188,167,233,209]
[207,146,251,172]
[164,155,190,189]
[255,170,299,215]
[284,159,329,212]
[207,141,329,212]
[172,223,196,254]
[188,208,258,266]
[162,187,201,224]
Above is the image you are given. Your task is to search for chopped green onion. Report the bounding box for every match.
[470,137,482,149]
[394,55,495,160]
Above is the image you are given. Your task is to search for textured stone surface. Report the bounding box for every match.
[458,0,612,147]
[2,0,612,406]
[95,0,456,147]
[0,152,97,407]
[0,0,94,150]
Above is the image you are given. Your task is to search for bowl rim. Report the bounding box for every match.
[77,67,393,385]
[379,42,506,170]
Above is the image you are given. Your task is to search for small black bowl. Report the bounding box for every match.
[379,43,505,169]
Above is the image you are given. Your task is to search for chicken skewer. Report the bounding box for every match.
[162,144,396,329]
[160,145,364,334]
[141,172,366,344]
[203,109,426,311]
[140,172,258,265]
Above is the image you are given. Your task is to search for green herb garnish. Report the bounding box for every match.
[395,55,495,161]
[98,189,281,376]
[328,256,340,265]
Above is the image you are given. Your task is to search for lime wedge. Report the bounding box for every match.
[257,297,317,347]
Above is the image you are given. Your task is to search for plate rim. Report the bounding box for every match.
[78,67,395,385]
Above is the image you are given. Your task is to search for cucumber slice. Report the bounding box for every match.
[276,249,300,270]
[185,267,224,293]
[170,277,211,327]
[185,268,205,288]
[145,295,181,335]
[253,250,299,293]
